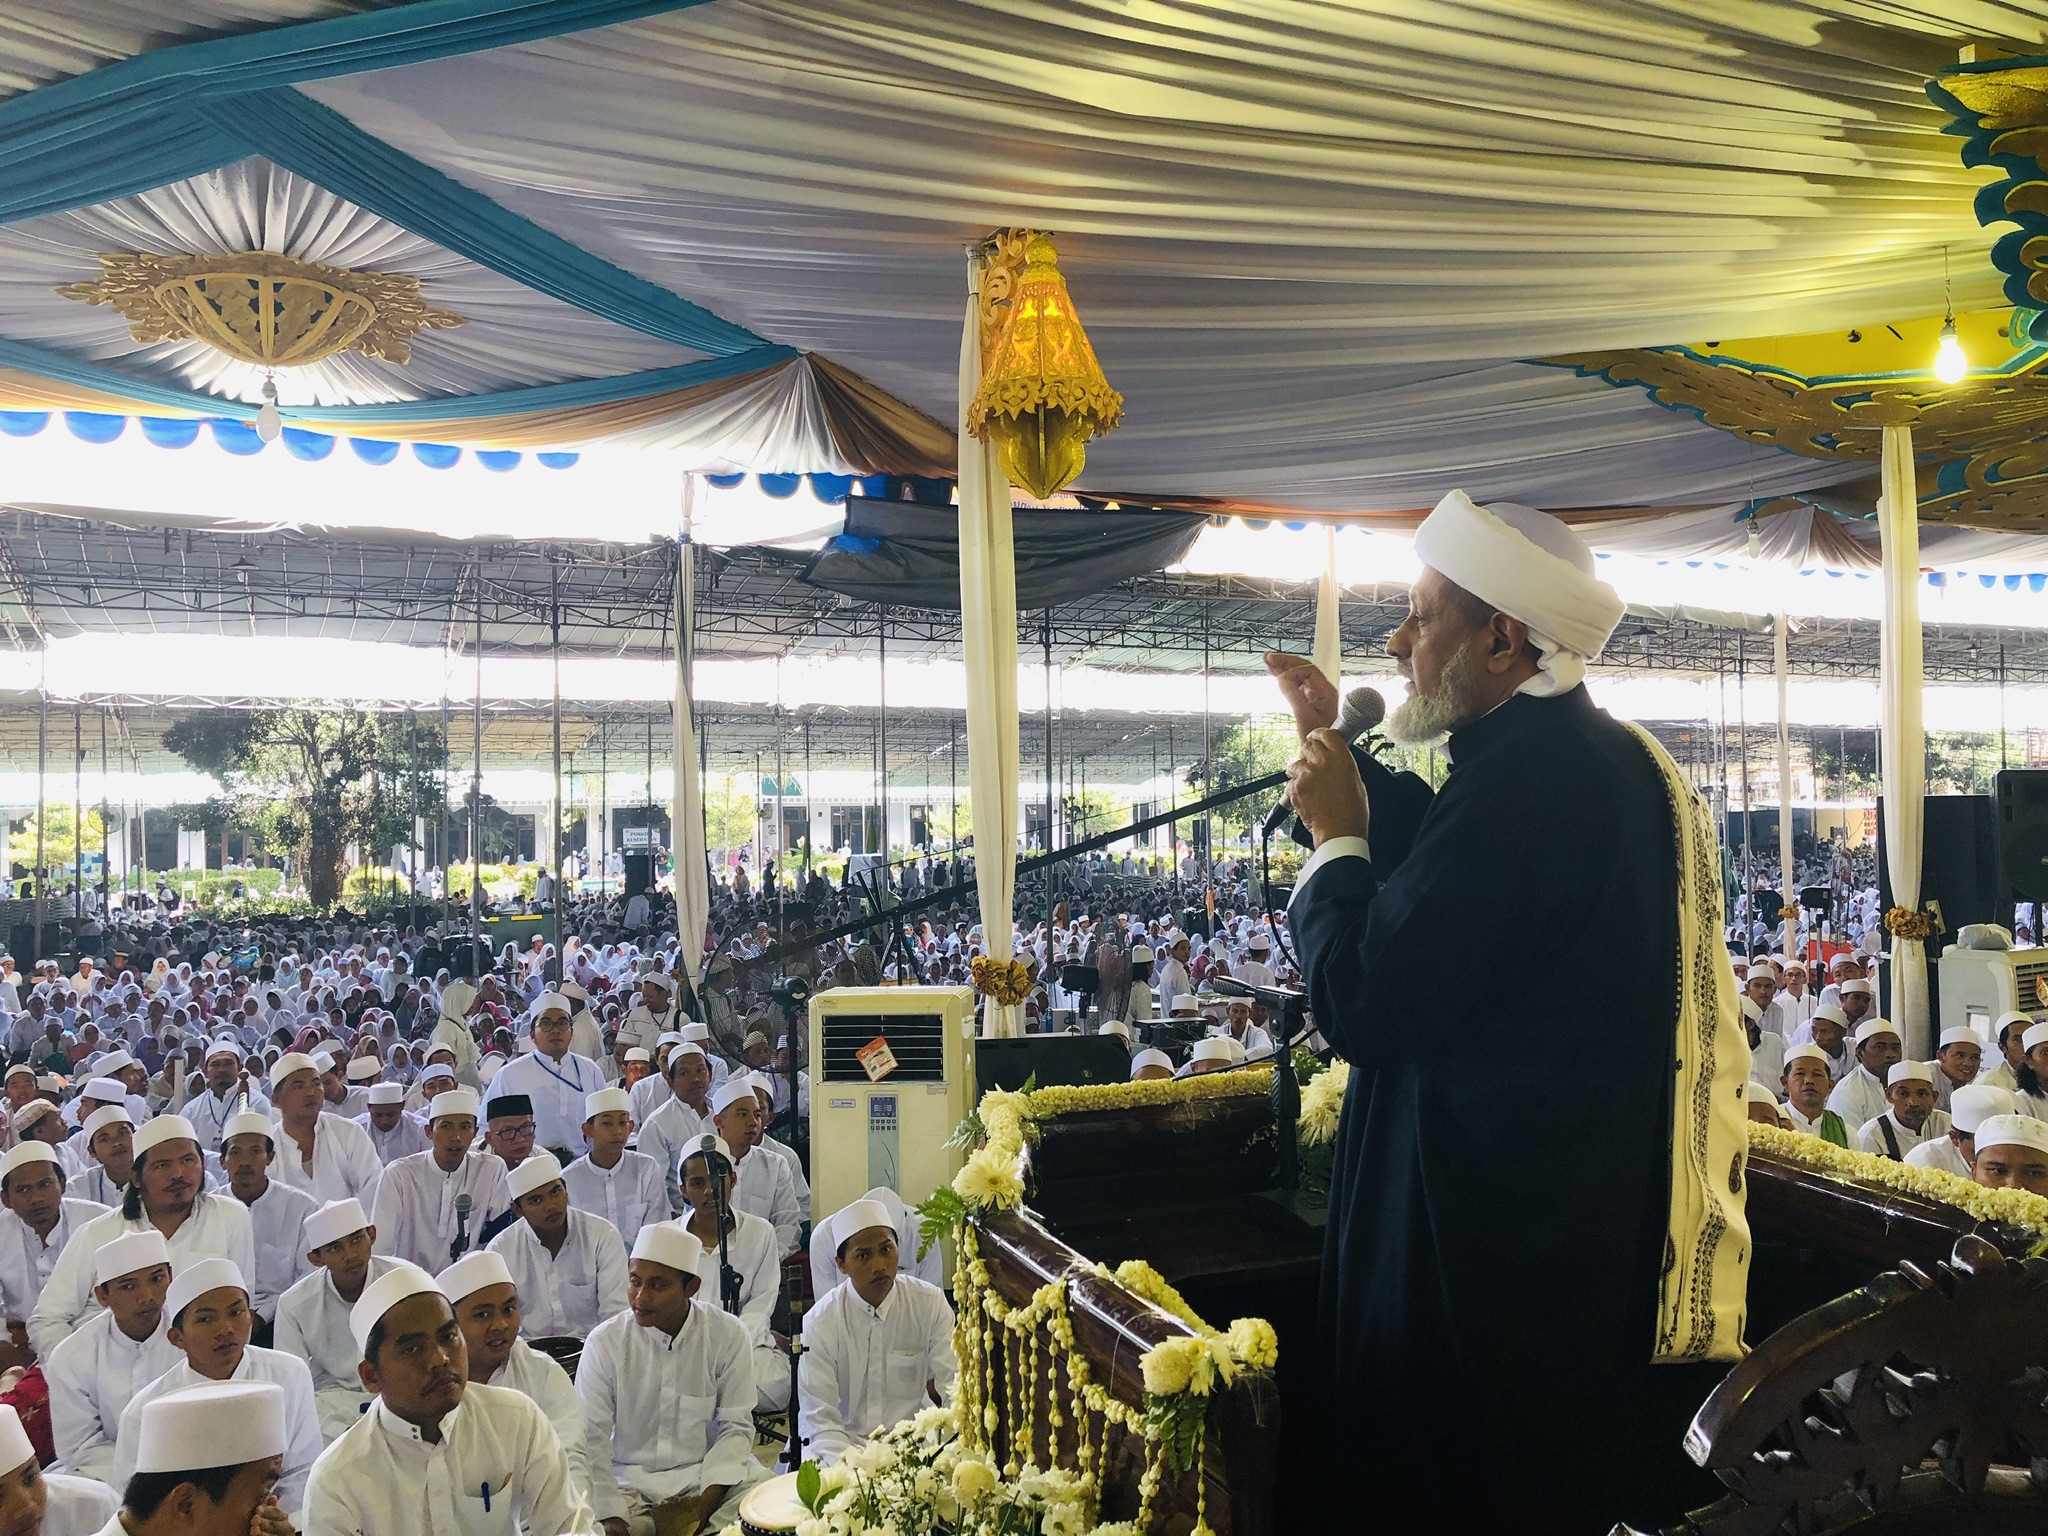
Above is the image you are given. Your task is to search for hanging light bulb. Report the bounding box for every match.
[1933,317,1968,384]
[255,372,282,443]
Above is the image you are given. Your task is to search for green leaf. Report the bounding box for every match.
[1020,1070,1039,1094]
[914,1186,967,1261]
[944,1109,987,1152]
[796,1460,821,1513]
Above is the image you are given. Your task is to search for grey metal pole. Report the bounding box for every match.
[32,686,46,966]
[439,690,451,927]
[471,592,484,980]
[99,709,109,906]
[552,557,563,889]
[73,707,82,920]
[877,609,888,861]
[1042,609,1054,930]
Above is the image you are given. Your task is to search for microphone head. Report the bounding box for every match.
[1335,687,1386,738]
[453,1192,471,1215]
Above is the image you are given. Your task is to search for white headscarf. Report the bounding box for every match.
[1410,489,1625,697]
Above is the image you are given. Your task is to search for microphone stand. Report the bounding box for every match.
[1210,975,1319,1231]
[781,1264,805,1472]
[707,1154,742,1316]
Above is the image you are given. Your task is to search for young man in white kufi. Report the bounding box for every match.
[303,1266,596,1536]
[45,1230,178,1486]
[484,1154,628,1340]
[439,1250,590,1505]
[1905,1083,2014,1179]
[1853,1061,1951,1160]
[31,1117,255,1361]
[356,1082,430,1165]
[369,1090,511,1275]
[677,1022,728,1087]
[674,1135,786,1412]
[636,1049,709,1217]
[805,1185,942,1300]
[0,1144,108,1338]
[1824,1020,1901,1134]
[111,1259,322,1519]
[707,1079,801,1257]
[1970,1113,2048,1195]
[796,1198,956,1466]
[265,1053,383,1211]
[624,1036,682,1126]
[97,1381,294,1536]
[0,1397,117,1536]
[574,1222,763,1536]
[561,1089,665,1249]
[273,1198,422,1444]
[177,1041,268,1154]
[488,995,606,1159]
[215,1109,317,1335]
[66,1105,136,1212]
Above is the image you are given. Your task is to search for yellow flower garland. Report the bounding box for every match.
[1747,1120,2048,1241]
[1023,1065,1274,1119]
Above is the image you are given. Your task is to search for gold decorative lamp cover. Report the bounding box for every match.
[58,250,464,366]
[967,231,1123,499]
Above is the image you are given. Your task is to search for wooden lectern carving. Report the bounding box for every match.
[1622,1234,2048,1536]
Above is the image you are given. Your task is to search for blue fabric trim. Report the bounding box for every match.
[704,473,746,488]
[63,411,126,443]
[476,449,522,471]
[758,473,803,498]
[807,473,853,503]
[536,451,579,469]
[208,418,267,456]
[140,416,202,448]
[0,411,50,437]
[282,427,335,460]
[412,442,463,469]
[226,89,763,356]
[0,339,258,419]
[350,438,401,466]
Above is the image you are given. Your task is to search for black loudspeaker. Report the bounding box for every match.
[622,853,653,899]
[1994,769,2048,903]
[1878,794,1998,938]
[976,1035,1132,1094]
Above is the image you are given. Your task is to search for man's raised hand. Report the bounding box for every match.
[1263,652,1338,742]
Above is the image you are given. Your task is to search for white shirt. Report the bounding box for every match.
[1748,1031,1787,1093]
[1825,1065,1889,1134]
[30,1194,255,1359]
[684,1210,781,1352]
[356,1109,431,1165]
[491,1050,606,1155]
[1904,1134,1975,1178]
[46,1306,181,1483]
[371,1150,511,1275]
[115,1345,323,1517]
[759,1133,810,1207]
[561,1151,665,1249]
[306,1383,596,1536]
[733,1146,803,1257]
[275,1254,419,1443]
[574,1303,759,1523]
[1236,958,1278,989]
[625,1073,670,1127]
[237,1177,319,1320]
[43,1472,117,1536]
[637,1096,706,1216]
[487,1339,590,1503]
[0,1198,108,1325]
[428,1008,482,1089]
[1854,1108,1952,1160]
[182,1083,273,1152]
[797,1275,957,1466]
[270,1112,385,1210]
[486,1210,628,1339]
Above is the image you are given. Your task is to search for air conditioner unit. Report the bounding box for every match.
[807,985,978,1231]
[1937,944,2048,1042]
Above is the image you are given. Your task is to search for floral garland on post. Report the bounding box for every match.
[971,956,1035,1006]
[1883,905,1936,941]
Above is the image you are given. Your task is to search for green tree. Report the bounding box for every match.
[701,773,760,854]
[1926,731,2014,796]
[7,804,107,878]
[163,708,444,909]
[1200,720,1297,838]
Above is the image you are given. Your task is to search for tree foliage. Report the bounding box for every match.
[162,708,444,909]
[701,774,760,854]
[6,804,106,878]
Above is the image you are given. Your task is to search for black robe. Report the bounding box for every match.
[1291,686,1722,1530]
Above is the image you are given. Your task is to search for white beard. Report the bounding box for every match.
[1386,646,1485,746]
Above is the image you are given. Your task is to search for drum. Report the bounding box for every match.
[738,1473,808,1536]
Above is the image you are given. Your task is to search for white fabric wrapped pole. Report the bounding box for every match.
[1879,423,1928,1057]
[1312,525,1341,690]
[957,251,1021,1037]
[672,476,709,983]
[1776,608,1794,960]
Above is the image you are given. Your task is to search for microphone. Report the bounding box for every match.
[451,1191,472,1263]
[1260,686,1386,839]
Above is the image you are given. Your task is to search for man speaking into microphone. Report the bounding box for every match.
[1266,491,1750,1531]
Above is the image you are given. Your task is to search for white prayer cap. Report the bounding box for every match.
[1783,1044,1830,1067]
[1131,1049,1173,1077]
[533,992,571,1018]
[680,1133,733,1171]
[133,1115,200,1157]
[667,1043,706,1070]
[83,1104,132,1140]
[1811,1005,1849,1028]
[1,1065,29,1084]
[742,1031,769,1050]
[82,1076,126,1104]
[0,1405,34,1474]
[418,1063,457,1087]
[1950,1084,2016,1134]
[1191,1038,1233,1064]
[641,973,673,993]
[584,1087,632,1119]
[94,1228,170,1286]
[2025,1023,2048,1053]
[135,1382,287,1473]
[507,1156,564,1203]
[1169,995,1198,1014]
[204,1038,243,1062]
[310,1052,336,1075]
[346,1057,382,1083]
[428,1089,480,1123]
[1743,1081,1778,1105]
[1780,956,1807,973]
[1829,952,1860,971]
[1972,1113,2048,1157]
[630,1221,703,1276]
[1994,1010,2035,1037]
[167,1258,246,1325]
[95,1050,136,1075]
[1939,1027,1982,1049]
[710,1077,758,1115]
[1853,1020,1900,1044]
[303,1198,369,1252]
[559,981,588,1002]
[1410,489,1625,696]
[622,1048,653,1065]
[1885,1061,1934,1087]
[349,1266,445,1352]
[268,1052,318,1090]
[222,1110,272,1145]
[1739,997,1763,1024]
[1100,1020,1131,1039]
[367,1082,405,1106]
[0,1144,56,1186]
[678,1022,710,1041]
[832,1198,894,1250]
[654,1032,685,1050]
[1839,979,1873,996]
[439,1250,514,1304]
[1129,945,1154,963]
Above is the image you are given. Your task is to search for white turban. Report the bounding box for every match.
[1411,489,1625,697]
